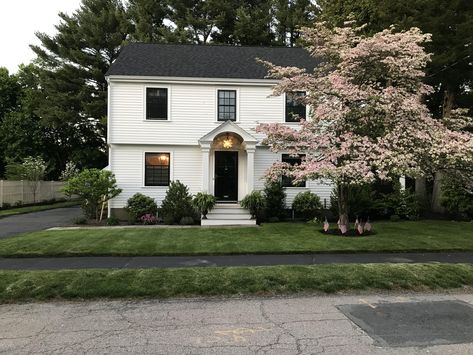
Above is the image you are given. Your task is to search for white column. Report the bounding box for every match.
[246,147,255,194]
[201,147,210,192]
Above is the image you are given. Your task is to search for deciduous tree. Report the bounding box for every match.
[257,22,473,227]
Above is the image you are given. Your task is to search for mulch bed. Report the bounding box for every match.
[320,229,376,237]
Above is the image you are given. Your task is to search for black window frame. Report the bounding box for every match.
[146,87,168,120]
[285,91,306,122]
[217,89,237,121]
[144,152,170,186]
[281,154,306,188]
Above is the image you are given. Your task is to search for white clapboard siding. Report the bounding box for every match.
[109,144,202,209]
[109,82,288,145]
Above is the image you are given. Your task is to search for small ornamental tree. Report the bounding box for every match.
[64,169,122,221]
[6,156,47,203]
[256,22,473,228]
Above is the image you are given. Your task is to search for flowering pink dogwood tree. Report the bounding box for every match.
[256,22,473,227]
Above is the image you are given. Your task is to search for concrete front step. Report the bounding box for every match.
[208,208,249,215]
[205,213,252,220]
[201,219,257,226]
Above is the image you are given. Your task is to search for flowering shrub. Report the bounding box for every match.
[140,213,158,225]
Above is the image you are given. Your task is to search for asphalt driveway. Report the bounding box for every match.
[0,207,82,239]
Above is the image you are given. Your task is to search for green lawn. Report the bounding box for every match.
[0,220,471,257]
[0,263,472,303]
[0,200,79,218]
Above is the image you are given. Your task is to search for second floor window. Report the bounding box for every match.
[218,90,236,121]
[146,88,168,120]
[145,152,170,186]
[281,154,306,187]
[286,91,306,122]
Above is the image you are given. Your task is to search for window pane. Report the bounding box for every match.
[285,91,306,122]
[217,90,237,121]
[146,88,168,120]
[145,153,170,186]
[281,154,306,187]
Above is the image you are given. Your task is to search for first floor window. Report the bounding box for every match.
[145,153,170,186]
[281,154,306,187]
[146,87,168,120]
[285,91,306,122]
[218,90,236,121]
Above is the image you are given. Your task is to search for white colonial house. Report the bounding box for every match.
[106,44,332,225]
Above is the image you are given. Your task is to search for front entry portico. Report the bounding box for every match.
[198,121,258,202]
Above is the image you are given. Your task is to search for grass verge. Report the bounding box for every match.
[0,263,472,303]
[0,220,472,257]
[0,200,79,218]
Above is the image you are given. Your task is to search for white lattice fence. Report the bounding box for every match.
[0,180,66,207]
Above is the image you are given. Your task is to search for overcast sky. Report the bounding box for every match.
[0,0,82,73]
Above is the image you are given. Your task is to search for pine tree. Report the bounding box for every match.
[31,0,132,172]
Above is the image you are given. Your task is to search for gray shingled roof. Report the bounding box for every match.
[106,43,318,79]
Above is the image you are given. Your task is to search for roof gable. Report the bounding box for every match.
[106,43,319,80]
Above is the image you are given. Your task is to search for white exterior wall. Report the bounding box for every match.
[109,144,202,209]
[108,78,333,210]
[109,80,295,145]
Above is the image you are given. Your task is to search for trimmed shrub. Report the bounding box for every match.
[160,180,194,224]
[263,181,286,220]
[179,216,195,225]
[292,191,323,220]
[441,175,473,218]
[106,216,120,226]
[126,193,158,222]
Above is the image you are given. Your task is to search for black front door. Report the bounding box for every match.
[215,151,238,201]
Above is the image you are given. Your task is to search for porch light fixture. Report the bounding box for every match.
[222,134,233,149]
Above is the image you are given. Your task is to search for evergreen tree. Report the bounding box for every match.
[233,0,274,45]
[273,0,318,46]
[127,0,174,42]
[31,0,132,173]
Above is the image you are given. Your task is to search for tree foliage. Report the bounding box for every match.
[257,22,473,224]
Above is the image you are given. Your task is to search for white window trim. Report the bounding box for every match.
[215,87,240,123]
[283,91,309,124]
[143,84,172,122]
[281,153,307,188]
[142,151,174,188]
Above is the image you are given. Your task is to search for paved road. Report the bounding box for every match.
[1,293,473,354]
[1,251,473,270]
[0,207,82,239]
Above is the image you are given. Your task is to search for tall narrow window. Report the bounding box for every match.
[285,91,306,122]
[218,90,237,121]
[145,153,170,186]
[281,154,306,187]
[146,88,168,120]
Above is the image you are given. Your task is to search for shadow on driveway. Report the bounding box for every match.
[0,207,82,239]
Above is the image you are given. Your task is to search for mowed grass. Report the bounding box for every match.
[0,220,471,257]
[0,200,79,218]
[0,263,472,303]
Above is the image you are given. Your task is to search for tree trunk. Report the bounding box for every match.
[432,88,454,213]
[432,171,445,213]
[337,183,349,229]
[415,177,428,210]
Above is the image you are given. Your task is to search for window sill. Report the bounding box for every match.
[142,119,172,122]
